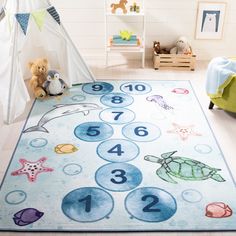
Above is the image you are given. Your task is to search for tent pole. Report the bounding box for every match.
[2,0,7,8]
[6,0,19,124]
[46,0,96,83]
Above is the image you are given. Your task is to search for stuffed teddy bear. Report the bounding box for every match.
[43,70,67,96]
[153,41,169,54]
[170,36,192,55]
[28,58,48,99]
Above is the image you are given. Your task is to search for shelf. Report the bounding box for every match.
[106,46,144,53]
[105,0,145,68]
[106,12,144,16]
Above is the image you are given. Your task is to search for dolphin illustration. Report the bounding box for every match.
[23,103,102,133]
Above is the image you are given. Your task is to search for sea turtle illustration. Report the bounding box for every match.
[144,151,225,184]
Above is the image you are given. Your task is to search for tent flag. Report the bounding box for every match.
[0,8,5,22]
[15,13,30,35]
[31,10,46,31]
[47,6,60,25]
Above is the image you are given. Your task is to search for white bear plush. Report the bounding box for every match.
[202,13,217,32]
[170,36,192,55]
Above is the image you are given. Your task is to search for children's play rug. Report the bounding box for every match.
[1,80,236,232]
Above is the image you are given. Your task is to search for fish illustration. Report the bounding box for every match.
[54,144,78,154]
[146,95,173,110]
[172,88,189,94]
[13,208,44,226]
[205,202,232,218]
[23,103,102,133]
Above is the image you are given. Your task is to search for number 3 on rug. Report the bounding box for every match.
[95,163,142,191]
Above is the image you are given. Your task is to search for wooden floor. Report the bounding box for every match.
[0,60,236,236]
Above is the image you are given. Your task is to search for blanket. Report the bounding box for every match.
[206,57,236,98]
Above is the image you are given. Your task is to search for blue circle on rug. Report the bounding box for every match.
[120,82,152,95]
[181,189,203,203]
[194,144,212,154]
[63,163,82,176]
[62,187,114,222]
[29,138,48,148]
[100,93,134,108]
[125,187,177,222]
[71,95,86,102]
[122,122,161,142]
[97,139,140,163]
[95,163,142,192]
[5,190,27,205]
[99,108,135,124]
[74,122,114,142]
[82,82,114,95]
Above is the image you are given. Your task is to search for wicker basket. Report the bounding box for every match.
[153,51,196,71]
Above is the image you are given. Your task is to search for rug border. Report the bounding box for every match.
[0,80,236,232]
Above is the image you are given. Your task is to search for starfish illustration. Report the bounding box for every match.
[167,123,201,141]
[11,157,53,182]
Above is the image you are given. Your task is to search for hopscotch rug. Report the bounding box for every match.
[0,80,236,232]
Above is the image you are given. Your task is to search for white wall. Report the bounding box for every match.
[2,0,236,62]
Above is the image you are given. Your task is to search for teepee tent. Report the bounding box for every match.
[0,0,95,124]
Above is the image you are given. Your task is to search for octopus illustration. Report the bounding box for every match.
[146,95,173,111]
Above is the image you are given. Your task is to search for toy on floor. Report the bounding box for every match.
[170,36,192,55]
[153,41,170,54]
[28,58,48,99]
[111,0,128,14]
[43,70,67,96]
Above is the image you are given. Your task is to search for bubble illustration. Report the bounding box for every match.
[182,189,203,203]
[63,163,82,176]
[194,144,212,154]
[29,138,48,148]
[71,95,86,102]
[5,190,27,205]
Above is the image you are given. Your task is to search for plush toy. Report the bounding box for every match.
[170,36,192,55]
[111,0,128,14]
[43,70,67,96]
[153,41,169,54]
[28,58,48,99]
[120,30,133,40]
[130,2,140,13]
